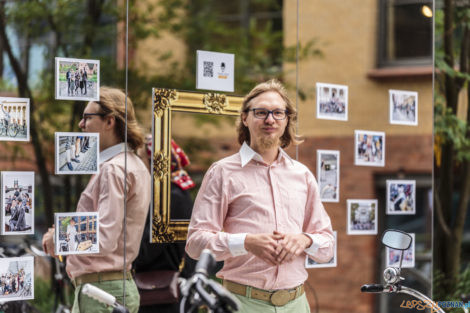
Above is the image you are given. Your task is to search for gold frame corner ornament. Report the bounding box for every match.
[151,88,243,243]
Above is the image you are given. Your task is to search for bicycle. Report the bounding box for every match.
[82,249,239,313]
[0,119,19,137]
[361,229,445,313]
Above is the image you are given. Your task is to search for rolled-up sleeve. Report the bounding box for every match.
[303,171,335,263]
[186,163,235,261]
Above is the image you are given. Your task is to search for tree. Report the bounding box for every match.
[434,0,470,296]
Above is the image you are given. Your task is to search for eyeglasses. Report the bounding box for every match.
[246,108,288,120]
[82,113,106,123]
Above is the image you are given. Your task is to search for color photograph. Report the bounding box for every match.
[316,82,348,121]
[305,231,337,268]
[0,97,30,141]
[55,212,99,256]
[354,130,385,167]
[55,132,99,175]
[0,256,34,302]
[317,150,340,202]
[55,57,100,101]
[1,171,34,235]
[347,199,378,235]
[389,89,418,126]
[386,233,415,268]
[386,180,416,215]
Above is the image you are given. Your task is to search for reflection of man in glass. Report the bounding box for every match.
[66,218,78,252]
[186,80,334,313]
[42,87,150,313]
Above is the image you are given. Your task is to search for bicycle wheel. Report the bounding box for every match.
[8,124,18,137]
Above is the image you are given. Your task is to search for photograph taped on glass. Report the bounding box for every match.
[354,130,385,167]
[55,132,99,175]
[151,88,242,243]
[386,180,416,215]
[55,57,100,101]
[386,233,415,268]
[305,231,337,268]
[389,89,418,126]
[347,199,378,235]
[54,212,99,256]
[1,171,34,235]
[0,97,30,142]
[317,150,340,203]
[0,256,34,302]
[316,82,348,121]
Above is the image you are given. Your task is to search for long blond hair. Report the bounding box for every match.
[95,87,144,150]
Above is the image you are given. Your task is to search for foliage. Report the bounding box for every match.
[434,266,470,313]
[29,276,73,313]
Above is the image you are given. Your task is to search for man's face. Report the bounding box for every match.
[79,101,106,134]
[242,91,288,150]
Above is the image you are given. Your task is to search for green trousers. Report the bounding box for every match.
[71,278,140,313]
[233,292,311,313]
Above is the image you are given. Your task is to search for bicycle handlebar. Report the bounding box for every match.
[361,284,384,293]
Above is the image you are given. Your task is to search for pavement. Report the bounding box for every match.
[58,81,98,99]
[60,140,98,172]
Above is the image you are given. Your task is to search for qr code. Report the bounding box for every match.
[203,61,214,77]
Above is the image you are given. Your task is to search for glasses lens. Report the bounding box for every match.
[273,110,286,119]
[253,109,268,119]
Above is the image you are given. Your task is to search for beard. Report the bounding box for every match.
[258,136,279,150]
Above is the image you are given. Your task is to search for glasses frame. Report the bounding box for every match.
[246,108,288,120]
[82,113,107,123]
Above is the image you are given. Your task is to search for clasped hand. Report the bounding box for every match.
[244,231,312,265]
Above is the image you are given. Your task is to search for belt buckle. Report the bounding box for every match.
[270,290,290,306]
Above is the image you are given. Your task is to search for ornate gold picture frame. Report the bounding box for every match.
[151,88,243,243]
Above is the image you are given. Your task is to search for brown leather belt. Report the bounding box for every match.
[72,271,133,287]
[222,280,304,306]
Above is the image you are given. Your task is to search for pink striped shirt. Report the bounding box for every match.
[186,143,334,290]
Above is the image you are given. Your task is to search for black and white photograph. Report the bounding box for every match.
[55,212,99,256]
[386,233,415,268]
[317,150,340,202]
[55,132,99,175]
[305,231,337,268]
[0,256,34,302]
[0,97,30,141]
[347,199,378,235]
[1,171,34,235]
[389,89,418,126]
[354,130,385,167]
[316,82,348,121]
[386,180,416,215]
[55,57,100,101]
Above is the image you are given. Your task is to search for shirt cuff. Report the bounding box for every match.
[228,233,248,256]
[303,233,320,255]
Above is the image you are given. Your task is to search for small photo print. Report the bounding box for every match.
[55,132,99,175]
[354,130,385,167]
[0,97,30,141]
[389,90,418,126]
[386,180,416,215]
[316,83,348,121]
[305,231,337,268]
[1,171,34,235]
[317,150,340,202]
[347,199,378,235]
[386,233,415,268]
[55,212,99,256]
[0,256,34,302]
[55,57,100,101]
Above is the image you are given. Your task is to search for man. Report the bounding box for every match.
[42,87,150,313]
[9,198,26,231]
[66,218,78,252]
[66,68,72,96]
[186,79,334,313]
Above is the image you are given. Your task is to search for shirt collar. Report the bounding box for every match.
[99,142,131,164]
[239,142,294,167]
